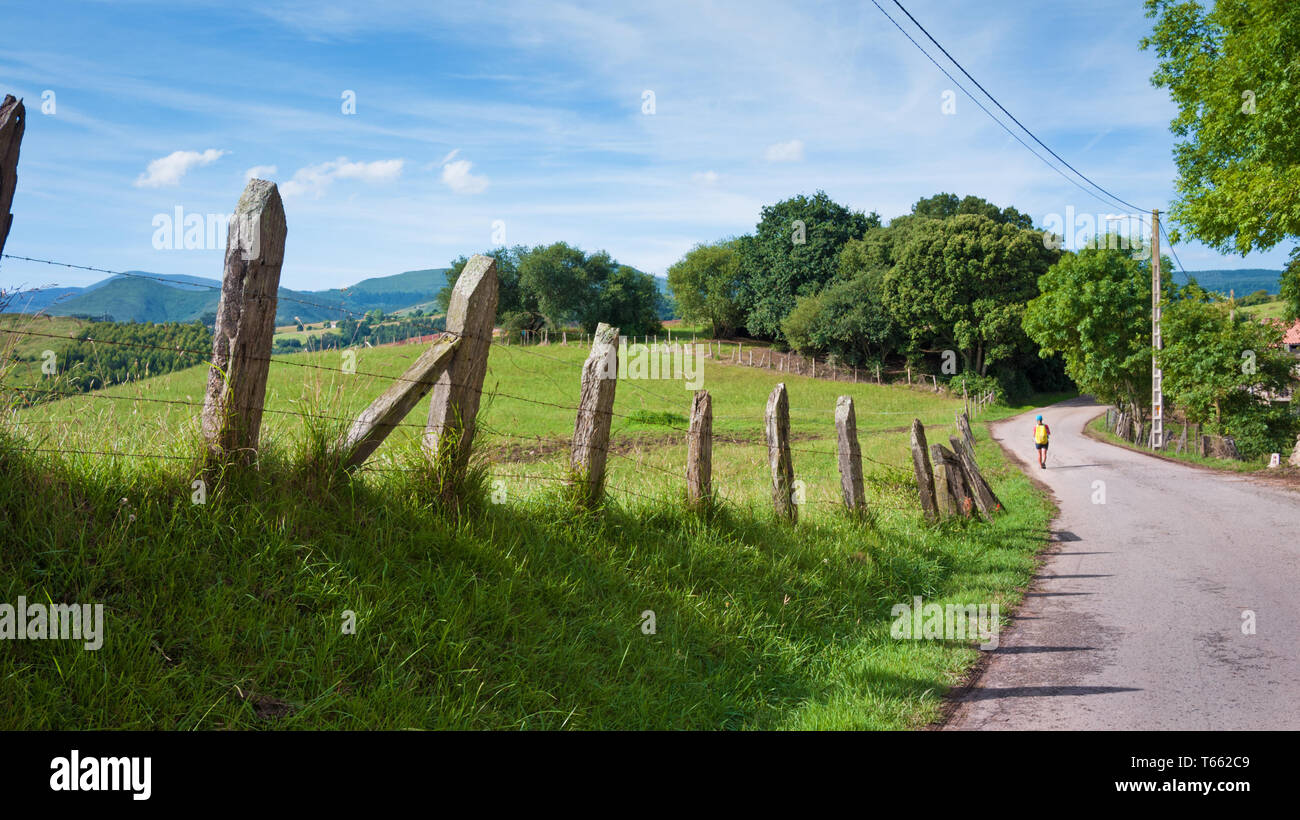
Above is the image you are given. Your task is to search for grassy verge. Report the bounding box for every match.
[0,344,1056,729]
[1084,414,1268,474]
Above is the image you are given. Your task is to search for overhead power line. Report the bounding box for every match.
[888,0,1148,216]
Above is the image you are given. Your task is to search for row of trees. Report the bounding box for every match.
[57,321,212,392]
[667,191,1066,398]
[438,242,664,337]
[272,313,445,354]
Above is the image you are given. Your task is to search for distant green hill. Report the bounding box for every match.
[1183,268,1282,296]
[50,277,215,322]
[24,268,450,325]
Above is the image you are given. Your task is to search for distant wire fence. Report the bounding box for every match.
[0,182,1002,524]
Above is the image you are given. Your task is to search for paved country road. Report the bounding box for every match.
[945,397,1300,730]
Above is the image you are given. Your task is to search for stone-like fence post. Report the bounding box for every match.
[0,94,25,258]
[909,419,939,524]
[201,179,287,465]
[570,322,620,506]
[765,383,796,522]
[949,435,1000,518]
[835,396,867,515]
[424,254,498,491]
[333,334,461,469]
[686,389,712,507]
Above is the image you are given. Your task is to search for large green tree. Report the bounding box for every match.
[666,239,745,337]
[439,243,661,335]
[736,191,880,340]
[1023,242,1157,411]
[910,192,1034,229]
[884,213,1057,375]
[1142,0,1300,254]
[1280,248,1300,323]
[1161,284,1297,456]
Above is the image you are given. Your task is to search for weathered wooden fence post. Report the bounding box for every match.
[766,383,797,522]
[930,443,974,519]
[686,389,712,507]
[333,334,460,468]
[424,254,498,489]
[0,95,25,258]
[201,179,287,465]
[835,396,867,515]
[949,435,1000,517]
[570,322,620,506]
[909,419,939,523]
[956,410,975,450]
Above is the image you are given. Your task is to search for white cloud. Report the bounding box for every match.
[244,164,278,181]
[764,139,805,162]
[440,152,489,194]
[692,170,719,185]
[134,148,227,187]
[280,157,404,198]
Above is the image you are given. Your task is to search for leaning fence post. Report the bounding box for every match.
[424,254,499,488]
[909,419,939,524]
[835,396,867,515]
[333,334,460,469]
[931,443,974,519]
[201,178,286,465]
[950,435,1000,517]
[766,383,797,522]
[0,95,25,258]
[956,410,975,450]
[686,389,712,507]
[570,322,620,506]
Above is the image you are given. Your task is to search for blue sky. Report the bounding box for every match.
[0,0,1290,294]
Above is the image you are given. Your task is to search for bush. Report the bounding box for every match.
[1224,402,1300,461]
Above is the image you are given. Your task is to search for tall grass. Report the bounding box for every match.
[0,341,1056,729]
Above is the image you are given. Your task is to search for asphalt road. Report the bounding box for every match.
[945,397,1300,730]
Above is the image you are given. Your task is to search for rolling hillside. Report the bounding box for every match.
[1,340,1056,729]
[7,267,450,325]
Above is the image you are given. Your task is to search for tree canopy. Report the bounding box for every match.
[666,239,745,338]
[884,213,1057,375]
[1142,0,1300,254]
[1022,241,1157,411]
[736,191,880,340]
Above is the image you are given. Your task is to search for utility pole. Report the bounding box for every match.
[1151,209,1163,450]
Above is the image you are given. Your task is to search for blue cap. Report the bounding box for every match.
[1036,415,1043,421]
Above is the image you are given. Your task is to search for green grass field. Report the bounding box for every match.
[0,314,90,388]
[0,339,1057,729]
[1239,298,1291,322]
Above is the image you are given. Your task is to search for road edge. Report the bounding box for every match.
[930,404,1097,730]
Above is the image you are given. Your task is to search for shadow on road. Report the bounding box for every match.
[960,685,1140,701]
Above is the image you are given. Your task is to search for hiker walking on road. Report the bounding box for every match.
[1033,415,1051,468]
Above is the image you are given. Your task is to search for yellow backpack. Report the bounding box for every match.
[1034,424,1049,444]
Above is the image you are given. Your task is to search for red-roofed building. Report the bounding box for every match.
[1283,319,1300,355]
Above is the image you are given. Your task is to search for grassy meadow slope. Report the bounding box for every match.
[0,339,1055,729]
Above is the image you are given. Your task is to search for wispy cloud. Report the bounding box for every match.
[439,151,489,194]
[243,164,278,181]
[764,140,805,162]
[280,157,404,198]
[134,149,226,187]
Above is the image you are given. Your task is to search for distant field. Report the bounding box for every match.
[1,338,1056,729]
[1240,299,1290,321]
[0,314,90,388]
